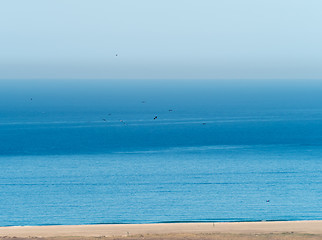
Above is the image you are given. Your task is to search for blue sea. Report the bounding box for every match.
[0,80,321,226]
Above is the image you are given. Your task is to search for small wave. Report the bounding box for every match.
[113,145,247,154]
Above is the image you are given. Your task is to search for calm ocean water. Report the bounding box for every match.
[0,80,321,226]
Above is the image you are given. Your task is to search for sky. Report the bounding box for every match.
[1,0,322,80]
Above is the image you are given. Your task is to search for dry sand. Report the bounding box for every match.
[0,221,321,239]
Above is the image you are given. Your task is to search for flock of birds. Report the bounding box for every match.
[29,97,178,124]
[30,96,206,125]
[29,97,208,125]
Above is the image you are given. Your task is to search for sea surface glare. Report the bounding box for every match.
[0,80,321,226]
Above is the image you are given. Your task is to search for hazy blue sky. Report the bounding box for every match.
[1,0,322,80]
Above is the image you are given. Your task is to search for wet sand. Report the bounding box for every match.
[0,221,321,239]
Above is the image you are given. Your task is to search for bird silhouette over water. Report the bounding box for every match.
[168,109,173,112]
[120,120,127,125]
[102,119,106,122]
[154,116,158,120]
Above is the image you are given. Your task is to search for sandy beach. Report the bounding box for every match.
[0,221,322,239]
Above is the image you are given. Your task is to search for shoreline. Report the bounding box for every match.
[0,220,322,238]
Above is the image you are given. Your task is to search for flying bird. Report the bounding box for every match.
[154,116,158,120]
